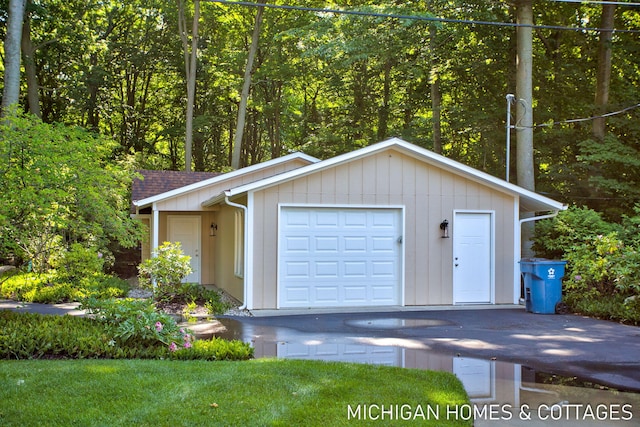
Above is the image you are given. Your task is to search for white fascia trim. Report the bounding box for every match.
[152,204,159,256]
[133,152,320,208]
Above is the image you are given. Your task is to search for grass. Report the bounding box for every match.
[0,358,471,426]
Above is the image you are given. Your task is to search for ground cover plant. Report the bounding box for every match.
[533,206,640,325]
[0,359,471,426]
[0,310,252,361]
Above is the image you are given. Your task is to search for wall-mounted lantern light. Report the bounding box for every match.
[439,220,449,238]
[210,222,218,237]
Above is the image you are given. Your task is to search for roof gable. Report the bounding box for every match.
[132,152,320,209]
[132,170,220,204]
[203,138,565,213]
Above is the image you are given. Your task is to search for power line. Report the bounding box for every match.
[203,0,640,33]
[530,103,640,129]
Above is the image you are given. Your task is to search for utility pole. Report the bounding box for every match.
[516,0,535,257]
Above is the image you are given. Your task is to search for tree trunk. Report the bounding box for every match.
[430,26,442,154]
[21,1,41,118]
[593,5,615,141]
[1,0,27,116]
[377,59,392,142]
[178,0,200,172]
[232,4,264,170]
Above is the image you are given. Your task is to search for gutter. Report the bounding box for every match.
[223,192,249,311]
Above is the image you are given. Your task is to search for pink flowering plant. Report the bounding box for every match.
[82,297,194,351]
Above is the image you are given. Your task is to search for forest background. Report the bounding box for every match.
[1,0,639,222]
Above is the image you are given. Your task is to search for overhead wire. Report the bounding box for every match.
[203,0,640,33]
[527,103,640,129]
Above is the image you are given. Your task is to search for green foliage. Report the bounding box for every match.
[533,205,640,324]
[169,337,254,361]
[0,272,129,303]
[171,282,232,315]
[49,243,105,281]
[138,242,192,299]
[532,206,619,259]
[564,293,640,326]
[564,233,640,297]
[0,310,165,359]
[0,310,254,361]
[81,297,187,348]
[0,112,143,272]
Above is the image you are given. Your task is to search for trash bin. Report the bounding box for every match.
[519,258,567,314]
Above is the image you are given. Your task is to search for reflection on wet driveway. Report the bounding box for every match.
[218,309,640,425]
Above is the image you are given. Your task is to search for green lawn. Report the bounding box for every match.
[0,358,471,426]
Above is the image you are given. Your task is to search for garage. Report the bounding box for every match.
[278,206,403,308]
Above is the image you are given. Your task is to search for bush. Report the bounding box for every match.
[532,206,619,259]
[169,337,254,361]
[81,298,188,348]
[564,233,640,297]
[0,272,129,303]
[138,242,192,300]
[170,282,232,315]
[564,293,640,326]
[0,310,254,360]
[50,243,105,281]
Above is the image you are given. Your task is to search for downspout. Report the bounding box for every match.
[515,210,560,304]
[519,211,559,227]
[223,194,248,310]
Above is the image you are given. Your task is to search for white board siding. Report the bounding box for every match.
[278,206,402,308]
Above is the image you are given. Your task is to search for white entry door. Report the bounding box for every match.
[453,212,493,304]
[167,216,201,283]
[279,207,402,308]
[453,357,495,400]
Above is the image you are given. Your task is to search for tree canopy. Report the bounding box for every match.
[1,0,639,220]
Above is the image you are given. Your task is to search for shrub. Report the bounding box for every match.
[532,206,619,259]
[49,243,105,281]
[0,272,129,303]
[171,282,232,315]
[81,297,188,348]
[0,310,253,360]
[169,337,254,361]
[564,232,640,297]
[138,242,192,300]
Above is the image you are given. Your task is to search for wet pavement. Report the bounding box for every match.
[218,308,640,392]
[217,308,640,425]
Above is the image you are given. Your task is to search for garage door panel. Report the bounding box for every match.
[280,207,402,308]
[315,261,339,277]
[315,286,339,303]
[344,286,367,302]
[285,287,310,303]
[344,211,367,228]
[344,236,367,252]
[372,285,396,302]
[315,236,339,252]
[285,236,310,253]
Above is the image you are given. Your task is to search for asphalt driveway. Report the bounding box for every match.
[3,299,639,392]
[219,307,640,392]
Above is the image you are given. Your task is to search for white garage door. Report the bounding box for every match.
[279,206,402,308]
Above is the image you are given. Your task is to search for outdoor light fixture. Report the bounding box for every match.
[439,220,449,238]
[210,222,218,237]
